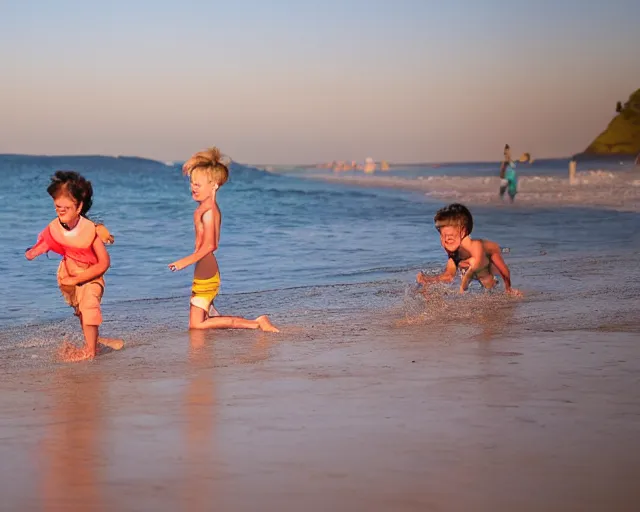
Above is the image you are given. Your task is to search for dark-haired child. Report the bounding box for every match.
[416,203,521,295]
[26,171,123,361]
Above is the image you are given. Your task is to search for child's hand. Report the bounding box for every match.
[96,224,115,245]
[59,276,78,287]
[416,272,426,286]
[168,261,183,272]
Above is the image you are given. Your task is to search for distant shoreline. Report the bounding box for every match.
[0,153,168,166]
[251,154,638,170]
[298,169,640,213]
[1,153,636,170]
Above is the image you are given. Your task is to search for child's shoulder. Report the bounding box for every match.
[479,238,501,253]
[464,237,484,250]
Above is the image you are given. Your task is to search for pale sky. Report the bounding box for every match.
[1,0,639,164]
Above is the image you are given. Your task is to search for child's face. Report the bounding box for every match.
[190,171,215,202]
[53,194,82,225]
[438,225,466,252]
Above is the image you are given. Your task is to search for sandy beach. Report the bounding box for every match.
[303,168,640,212]
[1,157,639,511]
[3,1,638,509]
[2,248,639,512]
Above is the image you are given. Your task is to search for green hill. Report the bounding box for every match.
[584,89,640,156]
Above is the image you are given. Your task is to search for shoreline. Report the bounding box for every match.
[299,169,640,212]
[2,159,640,510]
[3,250,640,511]
[3,306,639,511]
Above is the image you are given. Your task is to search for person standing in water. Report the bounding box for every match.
[499,160,509,199]
[168,147,279,332]
[499,144,518,202]
[500,160,518,202]
[25,171,124,361]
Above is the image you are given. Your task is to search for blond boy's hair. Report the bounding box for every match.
[182,147,229,186]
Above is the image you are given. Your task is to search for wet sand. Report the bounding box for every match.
[1,252,639,512]
[304,169,640,212]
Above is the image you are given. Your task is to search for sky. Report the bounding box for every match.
[1,0,639,164]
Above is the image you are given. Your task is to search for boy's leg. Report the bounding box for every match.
[80,282,124,355]
[57,316,98,362]
[189,305,279,332]
[82,323,99,358]
[478,274,498,290]
[58,317,97,362]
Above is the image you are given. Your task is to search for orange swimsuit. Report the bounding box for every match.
[27,217,114,326]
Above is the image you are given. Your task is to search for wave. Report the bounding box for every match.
[97,278,405,307]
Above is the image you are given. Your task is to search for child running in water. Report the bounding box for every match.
[168,147,279,332]
[416,203,521,295]
[25,171,124,361]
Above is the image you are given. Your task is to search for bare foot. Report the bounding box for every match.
[99,337,124,350]
[257,315,279,333]
[58,342,95,362]
[507,288,523,297]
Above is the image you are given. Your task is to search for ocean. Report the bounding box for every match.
[2,153,640,511]
[0,154,638,349]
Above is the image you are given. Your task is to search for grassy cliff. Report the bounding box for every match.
[584,89,640,156]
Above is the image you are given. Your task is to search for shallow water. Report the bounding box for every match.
[1,154,639,511]
[1,154,639,343]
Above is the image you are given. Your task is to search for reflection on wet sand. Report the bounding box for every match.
[472,298,519,343]
[14,298,636,511]
[41,368,105,512]
[237,332,277,364]
[182,330,218,510]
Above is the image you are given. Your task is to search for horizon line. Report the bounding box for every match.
[1,152,632,168]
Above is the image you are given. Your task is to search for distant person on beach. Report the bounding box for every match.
[416,203,520,295]
[25,171,124,361]
[499,160,508,198]
[168,147,279,332]
[499,160,518,202]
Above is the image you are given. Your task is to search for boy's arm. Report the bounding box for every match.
[169,210,218,271]
[59,237,111,286]
[25,235,50,260]
[417,258,456,286]
[489,251,512,292]
[483,240,517,293]
[459,240,485,292]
